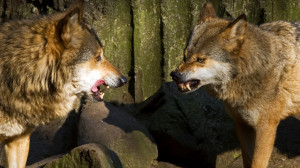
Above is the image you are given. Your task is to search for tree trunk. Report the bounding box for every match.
[1,0,300,103]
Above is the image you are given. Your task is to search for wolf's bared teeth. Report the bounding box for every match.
[100,92,105,99]
[186,84,191,91]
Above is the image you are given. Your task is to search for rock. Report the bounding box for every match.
[133,82,238,167]
[133,82,300,168]
[27,155,64,168]
[27,109,80,165]
[78,101,158,168]
[29,143,121,168]
[156,161,182,168]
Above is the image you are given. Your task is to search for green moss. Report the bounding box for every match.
[162,0,191,82]
[233,152,242,159]
[80,0,300,103]
[132,0,162,102]
[190,0,207,26]
[110,130,158,168]
[102,0,133,104]
[44,144,119,168]
[222,0,262,24]
[262,0,300,22]
[84,0,133,104]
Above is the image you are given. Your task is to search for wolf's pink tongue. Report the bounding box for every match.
[92,80,106,93]
[178,83,184,88]
[92,85,99,92]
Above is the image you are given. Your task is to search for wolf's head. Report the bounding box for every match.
[44,2,127,101]
[170,3,247,93]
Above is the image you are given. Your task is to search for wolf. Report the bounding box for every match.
[170,2,300,168]
[0,2,127,168]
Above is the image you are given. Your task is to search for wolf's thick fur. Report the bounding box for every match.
[0,2,126,167]
[171,3,300,168]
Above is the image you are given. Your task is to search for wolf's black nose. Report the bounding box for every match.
[170,71,180,81]
[119,75,127,86]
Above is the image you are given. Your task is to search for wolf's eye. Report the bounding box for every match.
[96,56,101,62]
[197,58,206,63]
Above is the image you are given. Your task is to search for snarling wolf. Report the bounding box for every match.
[171,3,300,168]
[0,2,127,167]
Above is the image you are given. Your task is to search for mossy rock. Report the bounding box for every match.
[133,82,238,167]
[43,143,121,168]
[78,101,158,168]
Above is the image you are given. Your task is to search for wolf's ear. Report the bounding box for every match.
[198,2,217,24]
[220,14,247,53]
[222,14,247,40]
[57,2,84,48]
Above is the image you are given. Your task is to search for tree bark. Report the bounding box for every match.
[1,0,300,103]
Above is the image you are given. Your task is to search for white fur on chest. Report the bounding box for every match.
[0,117,26,137]
[230,107,260,127]
[54,83,79,117]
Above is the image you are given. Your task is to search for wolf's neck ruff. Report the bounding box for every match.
[210,23,290,106]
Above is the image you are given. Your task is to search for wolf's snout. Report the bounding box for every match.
[119,75,127,86]
[170,71,181,82]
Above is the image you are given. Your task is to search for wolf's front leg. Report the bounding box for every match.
[251,120,279,168]
[5,132,31,168]
[236,119,279,168]
[235,121,255,168]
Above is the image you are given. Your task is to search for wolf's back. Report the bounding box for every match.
[0,15,69,126]
[260,20,300,45]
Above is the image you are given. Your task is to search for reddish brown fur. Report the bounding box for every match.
[172,3,300,168]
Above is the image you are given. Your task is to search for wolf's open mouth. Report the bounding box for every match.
[177,79,200,93]
[91,79,109,101]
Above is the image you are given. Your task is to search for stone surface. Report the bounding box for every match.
[133,82,238,167]
[78,101,158,168]
[132,82,300,168]
[156,161,182,168]
[27,110,80,165]
[27,155,64,168]
[30,143,121,168]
